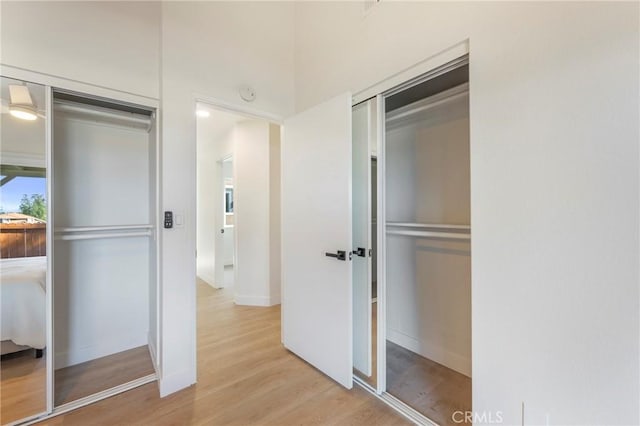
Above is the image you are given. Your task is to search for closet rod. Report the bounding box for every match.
[55,231,151,241]
[386,89,468,124]
[386,229,470,240]
[55,225,154,233]
[386,222,470,230]
[54,102,152,131]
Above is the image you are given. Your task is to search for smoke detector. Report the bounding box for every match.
[239,86,256,102]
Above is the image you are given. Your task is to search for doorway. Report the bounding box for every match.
[195,101,281,305]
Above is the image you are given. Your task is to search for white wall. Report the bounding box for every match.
[0,1,160,100]
[269,124,281,305]
[234,119,273,306]
[161,1,294,395]
[295,2,639,424]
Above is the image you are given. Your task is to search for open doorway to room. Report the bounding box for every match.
[195,100,281,303]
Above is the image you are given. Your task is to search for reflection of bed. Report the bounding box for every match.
[0,257,46,354]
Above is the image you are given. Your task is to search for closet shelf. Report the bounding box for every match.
[386,229,470,241]
[386,222,470,230]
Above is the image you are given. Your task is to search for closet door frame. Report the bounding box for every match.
[0,64,161,422]
[350,43,470,426]
[45,85,54,415]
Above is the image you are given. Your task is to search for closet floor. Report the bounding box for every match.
[0,349,46,424]
[386,341,471,425]
[54,346,154,406]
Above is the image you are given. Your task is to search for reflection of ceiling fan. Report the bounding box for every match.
[0,85,46,120]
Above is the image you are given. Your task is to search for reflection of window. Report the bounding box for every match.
[224,186,234,227]
[0,166,47,259]
[225,187,234,213]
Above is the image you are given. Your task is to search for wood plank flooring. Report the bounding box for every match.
[34,280,409,425]
[387,341,471,425]
[55,346,155,406]
[0,349,46,425]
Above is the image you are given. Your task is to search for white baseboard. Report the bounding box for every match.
[234,293,277,307]
[197,273,216,287]
[55,333,147,369]
[148,333,160,378]
[159,368,196,398]
[387,328,471,377]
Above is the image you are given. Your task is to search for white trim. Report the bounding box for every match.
[352,41,469,105]
[0,152,46,168]
[376,93,386,394]
[387,329,471,378]
[148,334,160,379]
[45,84,54,415]
[233,293,274,307]
[197,273,218,288]
[152,105,163,377]
[0,64,159,108]
[158,368,194,398]
[19,374,157,426]
[194,93,283,125]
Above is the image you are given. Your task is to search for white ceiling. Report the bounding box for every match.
[1,76,47,161]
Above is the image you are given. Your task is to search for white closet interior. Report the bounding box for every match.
[52,91,158,406]
[385,82,471,375]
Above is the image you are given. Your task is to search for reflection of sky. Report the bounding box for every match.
[0,176,46,213]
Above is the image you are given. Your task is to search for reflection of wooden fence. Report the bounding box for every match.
[0,223,46,259]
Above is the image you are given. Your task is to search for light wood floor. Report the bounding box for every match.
[387,341,471,425]
[55,346,155,406]
[34,280,409,425]
[1,349,46,425]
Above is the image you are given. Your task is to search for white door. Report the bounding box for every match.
[352,100,372,376]
[282,92,353,389]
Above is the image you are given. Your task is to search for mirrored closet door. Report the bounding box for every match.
[0,77,49,424]
[352,97,379,389]
[1,77,160,424]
